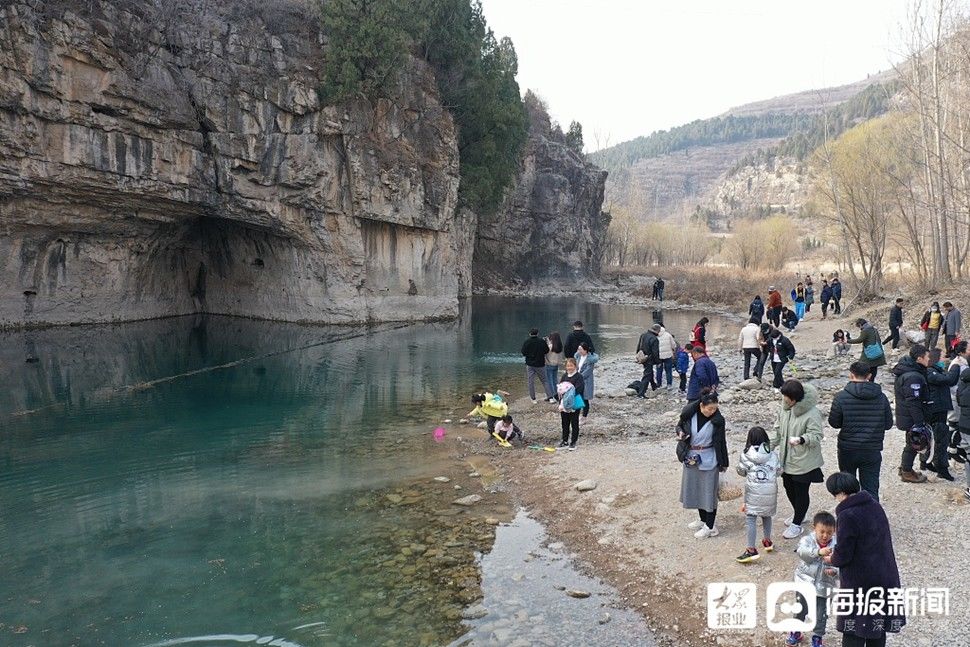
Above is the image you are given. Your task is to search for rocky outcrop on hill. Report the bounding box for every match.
[0,1,464,328]
[474,99,609,287]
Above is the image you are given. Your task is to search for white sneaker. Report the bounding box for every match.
[694,526,719,539]
[782,523,803,539]
[784,516,793,526]
[531,399,538,404]
[688,520,705,531]
[547,397,557,403]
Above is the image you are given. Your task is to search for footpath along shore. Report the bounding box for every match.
[455,306,969,646]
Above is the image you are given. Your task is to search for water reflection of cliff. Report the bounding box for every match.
[0,312,477,422]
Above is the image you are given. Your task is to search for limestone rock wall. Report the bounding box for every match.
[0,0,461,328]
[473,99,610,287]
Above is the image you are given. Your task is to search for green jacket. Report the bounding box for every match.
[848,323,886,368]
[772,383,825,475]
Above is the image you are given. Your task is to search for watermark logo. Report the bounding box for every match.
[765,581,817,633]
[707,582,756,629]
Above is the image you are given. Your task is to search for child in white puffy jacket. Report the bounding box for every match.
[735,426,779,564]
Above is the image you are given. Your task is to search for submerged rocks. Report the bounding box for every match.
[452,494,482,506]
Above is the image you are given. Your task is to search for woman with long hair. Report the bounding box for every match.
[544,331,564,403]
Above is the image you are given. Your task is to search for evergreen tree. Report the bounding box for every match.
[565,121,584,154]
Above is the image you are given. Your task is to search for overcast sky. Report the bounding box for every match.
[480,0,914,151]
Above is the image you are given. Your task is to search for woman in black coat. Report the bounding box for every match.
[823,472,905,647]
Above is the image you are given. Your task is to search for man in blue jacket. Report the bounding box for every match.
[686,346,719,402]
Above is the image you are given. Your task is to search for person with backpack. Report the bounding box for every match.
[635,324,661,398]
[892,344,932,483]
[768,328,796,389]
[749,295,765,324]
[846,318,885,382]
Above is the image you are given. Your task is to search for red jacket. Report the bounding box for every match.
[767,290,782,309]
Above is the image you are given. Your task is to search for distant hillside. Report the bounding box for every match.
[723,69,896,117]
[591,72,898,222]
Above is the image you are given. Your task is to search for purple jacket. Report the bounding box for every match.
[686,354,719,400]
[830,490,906,638]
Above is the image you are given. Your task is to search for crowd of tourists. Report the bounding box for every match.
[463,274,966,647]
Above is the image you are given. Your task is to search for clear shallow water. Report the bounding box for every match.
[0,299,722,646]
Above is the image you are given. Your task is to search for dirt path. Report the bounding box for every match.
[458,303,968,645]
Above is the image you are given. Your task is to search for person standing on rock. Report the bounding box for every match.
[651,279,659,300]
[767,286,783,327]
[771,380,824,540]
[828,361,894,501]
[749,295,765,324]
[686,345,719,401]
[767,328,796,389]
[923,348,960,481]
[564,321,594,360]
[543,331,565,404]
[739,317,762,381]
[656,277,665,301]
[635,324,661,398]
[655,325,677,390]
[574,342,598,423]
[822,472,906,646]
[846,318,885,382]
[942,301,962,358]
[522,328,551,404]
[892,344,931,483]
[883,298,904,352]
[678,389,728,539]
[819,280,833,320]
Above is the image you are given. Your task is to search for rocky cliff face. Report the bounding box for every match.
[0,0,465,328]
[474,100,609,287]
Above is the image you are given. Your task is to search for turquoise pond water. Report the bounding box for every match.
[0,298,719,646]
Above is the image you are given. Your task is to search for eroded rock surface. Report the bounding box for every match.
[474,98,610,287]
[0,1,462,327]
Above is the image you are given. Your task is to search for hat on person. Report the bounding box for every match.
[768,285,775,291]
[650,323,662,333]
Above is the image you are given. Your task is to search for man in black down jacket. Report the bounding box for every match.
[829,361,894,500]
[892,344,932,483]
[522,328,551,403]
[635,324,661,398]
[564,321,595,359]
